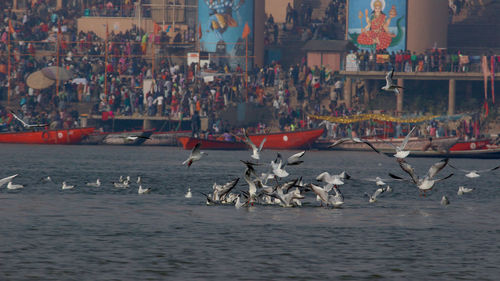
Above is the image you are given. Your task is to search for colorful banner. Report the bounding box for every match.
[347,0,407,52]
[198,0,254,68]
[309,113,440,124]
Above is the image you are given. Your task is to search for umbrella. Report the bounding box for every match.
[41,66,74,81]
[71,78,88,85]
[26,70,55,90]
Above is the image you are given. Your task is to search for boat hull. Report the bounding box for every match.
[316,137,459,152]
[143,131,191,146]
[0,128,96,144]
[404,147,500,159]
[177,136,248,150]
[102,130,154,145]
[248,129,324,150]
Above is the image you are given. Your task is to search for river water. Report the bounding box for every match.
[1,144,499,280]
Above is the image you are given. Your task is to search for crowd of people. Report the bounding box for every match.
[346,48,499,73]
[0,0,491,139]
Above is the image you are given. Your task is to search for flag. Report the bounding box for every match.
[491,55,495,104]
[481,55,490,100]
[8,20,14,34]
[198,24,202,39]
[241,22,250,39]
[484,101,489,117]
[153,22,161,35]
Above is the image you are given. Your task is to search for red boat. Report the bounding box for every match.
[448,139,491,151]
[248,128,325,150]
[0,127,96,144]
[177,136,248,150]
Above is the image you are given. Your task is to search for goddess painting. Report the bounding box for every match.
[356,0,397,50]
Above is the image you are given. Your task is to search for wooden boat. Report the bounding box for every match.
[101,130,154,145]
[248,128,325,150]
[405,146,500,159]
[177,136,248,150]
[315,136,459,152]
[143,130,191,146]
[0,127,96,144]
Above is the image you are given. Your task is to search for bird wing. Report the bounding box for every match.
[191,142,202,157]
[287,151,305,165]
[316,172,331,182]
[385,69,393,85]
[0,174,18,186]
[372,187,385,199]
[427,158,449,179]
[10,110,29,127]
[375,137,398,150]
[434,173,454,183]
[361,139,381,154]
[477,165,500,173]
[328,138,348,148]
[401,126,416,150]
[258,137,266,152]
[397,159,419,184]
[309,184,329,203]
[243,128,257,150]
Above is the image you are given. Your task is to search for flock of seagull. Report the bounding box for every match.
[1,119,498,207]
[181,127,500,208]
[0,174,152,195]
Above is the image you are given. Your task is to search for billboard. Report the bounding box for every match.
[198,0,253,68]
[347,0,407,52]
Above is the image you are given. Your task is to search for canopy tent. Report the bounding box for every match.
[26,70,55,90]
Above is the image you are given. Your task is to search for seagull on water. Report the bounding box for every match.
[329,137,381,154]
[378,126,416,158]
[123,135,151,143]
[448,163,500,179]
[86,179,101,187]
[0,174,18,188]
[457,186,474,195]
[389,158,453,194]
[62,181,75,190]
[7,181,24,190]
[113,180,130,188]
[185,188,192,198]
[441,195,450,205]
[182,142,207,167]
[10,110,48,129]
[234,193,249,209]
[381,69,404,95]
[242,128,266,160]
[138,185,151,194]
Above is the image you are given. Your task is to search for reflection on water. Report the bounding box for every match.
[0,144,499,280]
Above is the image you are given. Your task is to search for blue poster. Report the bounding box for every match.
[198,0,254,67]
[347,0,407,52]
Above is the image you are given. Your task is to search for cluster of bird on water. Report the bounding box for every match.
[0,174,152,195]
[181,128,499,208]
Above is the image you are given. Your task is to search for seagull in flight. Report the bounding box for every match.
[365,186,388,203]
[448,163,500,178]
[389,158,453,194]
[378,126,416,158]
[10,110,48,129]
[329,137,381,154]
[123,135,151,143]
[242,128,266,160]
[0,174,18,188]
[381,69,404,95]
[277,151,306,166]
[182,142,207,167]
[316,171,350,185]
